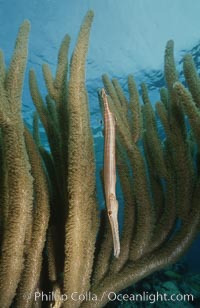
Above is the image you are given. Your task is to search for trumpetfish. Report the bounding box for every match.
[101,88,120,258]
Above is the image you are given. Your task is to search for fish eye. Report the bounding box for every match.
[108,210,112,216]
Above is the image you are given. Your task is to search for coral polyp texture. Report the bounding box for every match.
[0,10,199,308]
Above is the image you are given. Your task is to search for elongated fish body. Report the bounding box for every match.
[101,88,120,258]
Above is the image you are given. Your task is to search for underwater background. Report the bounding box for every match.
[0,0,200,307]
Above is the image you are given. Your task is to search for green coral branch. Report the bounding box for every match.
[42,34,70,103]
[84,188,200,308]
[112,78,129,118]
[63,11,99,306]
[5,21,30,116]
[174,81,200,146]
[92,210,113,285]
[128,75,142,143]
[15,127,49,308]
[0,21,33,308]
[141,83,167,178]
[183,54,200,108]
[0,11,200,308]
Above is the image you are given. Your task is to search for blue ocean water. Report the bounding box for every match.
[0,0,200,306]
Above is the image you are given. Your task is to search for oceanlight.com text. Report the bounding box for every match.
[107,291,194,304]
[26,290,194,304]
